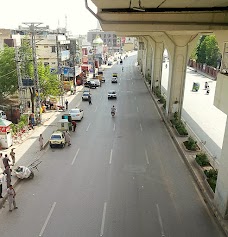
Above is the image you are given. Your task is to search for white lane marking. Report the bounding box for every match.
[137,107,139,112]
[113,123,115,131]
[156,204,166,237]
[119,83,120,86]
[132,82,134,85]
[109,149,113,164]
[94,106,98,112]
[145,149,149,165]
[71,148,80,165]
[39,202,57,237]
[140,123,143,132]
[86,123,91,132]
[100,202,107,236]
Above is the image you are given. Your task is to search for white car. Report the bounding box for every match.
[69,108,84,121]
[108,90,117,99]
[82,91,91,101]
[91,79,100,87]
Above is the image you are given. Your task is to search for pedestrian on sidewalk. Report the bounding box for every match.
[3,154,10,169]
[88,94,92,105]
[3,166,11,188]
[65,99,69,110]
[204,81,208,90]
[10,148,16,166]
[7,185,18,212]
[206,85,210,95]
[0,174,3,198]
[39,134,44,151]
[64,131,71,146]
[0,153,4,171]
[72,121,77,132]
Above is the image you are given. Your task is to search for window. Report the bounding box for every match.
[44,62,49,66]
[51,46,56,53]
[104,34,106,38]
[52,62,56,64]
[44,46,48,48]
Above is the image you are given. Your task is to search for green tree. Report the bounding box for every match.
[195,35,220,67]
[196,35,207,64]
[0,45,18,101]
[38,62,61,99]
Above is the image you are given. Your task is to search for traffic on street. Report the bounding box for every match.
[0,53,224,237]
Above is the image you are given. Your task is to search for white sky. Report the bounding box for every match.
[0,0,98,35]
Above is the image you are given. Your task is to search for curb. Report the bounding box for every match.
[143,79,228,236]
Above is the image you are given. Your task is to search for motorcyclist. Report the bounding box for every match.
[111,105,116,116]
[122,66,124,72]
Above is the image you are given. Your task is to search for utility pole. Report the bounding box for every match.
[56,29,64,107]
[22,22,49,124]
[15,46,25,113]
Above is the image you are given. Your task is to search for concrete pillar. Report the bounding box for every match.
[145,44,152,81]
[141,37,147,76]
[148,36,164,92]
[164,34,199,118]
[213,31,228,219]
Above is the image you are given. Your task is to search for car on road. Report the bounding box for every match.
[82,91,91,101]
[91,79,100,87]
[84,81,96,89]
[49,131,66,148]
[108,90,117,99]
[69,108,84,121]
[107,61,113,66]
[101,77,105,82]
[111,77,118,83]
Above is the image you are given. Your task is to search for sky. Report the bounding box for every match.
[0,0,98,35]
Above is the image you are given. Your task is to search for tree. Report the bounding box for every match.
[195,35,220,67]
[38,62,61,99]
[0,45,18,101]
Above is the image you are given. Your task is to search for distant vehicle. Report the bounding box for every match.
[82,91,91,101]
[0,110,7,119]
[111,77,118,83]
[101,77,105,82]
[91,79,101,87]
[49,131,66,148]
[112,73,118,78]
[69,108,84,121]
[107,61,113,66]
[84,81,96,89]
[108,90,117,99]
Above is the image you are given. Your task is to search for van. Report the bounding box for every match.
[0,110,6,119]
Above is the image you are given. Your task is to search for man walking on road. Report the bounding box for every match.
[3,154,10,169]
[3,166,11,188]
[10,148,16,166]
[65,99,69,110]
[72,121,77,132]
[88,94,92,105]
[39,134,44,151]
[7,185,18,212]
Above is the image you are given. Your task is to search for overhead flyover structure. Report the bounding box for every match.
[86,0,228,219]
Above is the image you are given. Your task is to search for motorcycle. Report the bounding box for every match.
[14,159,42,179]
[111,111,115,117]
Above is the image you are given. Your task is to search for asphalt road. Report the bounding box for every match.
[0,54,224,237]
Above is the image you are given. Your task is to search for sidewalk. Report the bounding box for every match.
[0,85,84,208]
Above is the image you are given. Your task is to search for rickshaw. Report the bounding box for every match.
[112,73,118,78]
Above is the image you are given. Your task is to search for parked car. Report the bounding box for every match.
[82,91,91,101]
[49,131,66,148]
[108,90,117,99]
[69,108,84,121]
[111,77,118,83]
[0,110,7,119]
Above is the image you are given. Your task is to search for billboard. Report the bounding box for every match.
[61,50,70,61]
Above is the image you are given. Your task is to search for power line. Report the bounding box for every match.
[0,69,17,78]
